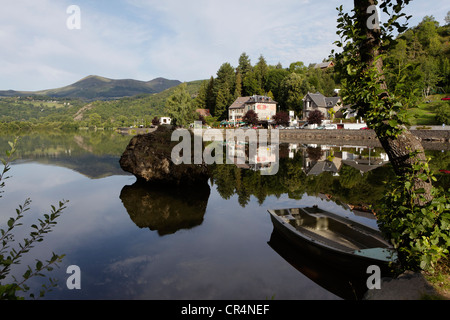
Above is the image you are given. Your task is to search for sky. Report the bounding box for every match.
[0,0,448,91]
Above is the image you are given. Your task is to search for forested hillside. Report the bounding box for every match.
[191,53,338,120]
[385,15,450,98]
[0,81,203,130]
[382,15,450,124]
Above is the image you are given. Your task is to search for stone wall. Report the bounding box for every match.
[279,129,450,150]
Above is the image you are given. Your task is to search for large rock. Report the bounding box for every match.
[119,125,210,186]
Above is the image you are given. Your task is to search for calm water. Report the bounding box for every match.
[0,131,448,300]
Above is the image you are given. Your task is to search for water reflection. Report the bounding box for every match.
[211,142,449,211]
[268,230,370,300]
[301,144,390,176]
[0,131,132,178]
[1,131,449,299]
[119,181,210,236]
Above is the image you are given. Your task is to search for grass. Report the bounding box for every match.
[408,94,448,126]
[424,256,450,299]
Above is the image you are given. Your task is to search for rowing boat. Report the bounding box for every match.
[268,207,397,273]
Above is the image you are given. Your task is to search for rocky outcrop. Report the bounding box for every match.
[119,125,210,186]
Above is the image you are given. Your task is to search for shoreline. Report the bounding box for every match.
[118,127,449,150]
[277,128,450,150]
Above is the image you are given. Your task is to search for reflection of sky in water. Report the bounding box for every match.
[2,161,384,300]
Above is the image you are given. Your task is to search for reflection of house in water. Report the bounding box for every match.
[226,140,248,164]
[302,144,341,176]
[341,147,389,174]
[225,141,278,172]
[300,144,389,176]
[288,144,298,158]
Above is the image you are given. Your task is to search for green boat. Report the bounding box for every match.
[268,207,397,274]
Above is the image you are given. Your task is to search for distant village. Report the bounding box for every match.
[156,61,367,131]
[161,90,367,131]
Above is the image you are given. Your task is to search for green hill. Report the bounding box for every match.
[0,75,182,101]
[0,79,205,129]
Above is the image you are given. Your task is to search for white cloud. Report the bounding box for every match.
[0,0,448,90]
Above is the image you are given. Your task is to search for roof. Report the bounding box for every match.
[229,96,251,109]
[314,61,335,69]
[342,159,388,173]
[303,92,341,108]
[229,95,277,109]
[305,161,339,176]
[196,109,211,117]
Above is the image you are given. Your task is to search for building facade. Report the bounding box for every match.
[302,92,342,121]
[228,95,277,123]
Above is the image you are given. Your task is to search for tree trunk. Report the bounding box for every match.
[354,0,433,203]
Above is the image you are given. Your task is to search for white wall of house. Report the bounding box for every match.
[160,117,171,124]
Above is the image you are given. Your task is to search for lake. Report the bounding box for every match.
[0,130,449,300]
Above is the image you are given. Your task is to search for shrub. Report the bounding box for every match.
[307,110,324,125]
[377,156,450,273]
[435,103,450,125]
[0,139,67,299]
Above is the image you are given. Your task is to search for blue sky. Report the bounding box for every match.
[1,0,448,91]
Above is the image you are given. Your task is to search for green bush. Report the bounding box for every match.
[377,157,450,273]
[435,102,450,125]
[0,139,67,299]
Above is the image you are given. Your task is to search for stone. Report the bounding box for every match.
[363,271,438,300]
[119,125,210,186]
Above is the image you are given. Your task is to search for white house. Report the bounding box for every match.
[160,117,171,125]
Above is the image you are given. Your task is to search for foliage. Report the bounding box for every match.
[384,16,450,100]
[435,102,450,125]
[151,116,160,126]
[332,0,450,273]
[165,83,197,127]
[242,110,259,126]
[307,110,324,125]
[377,156,450,272]
[194,52,339,120]
[0,139,67,299]
[332,1,412,139]
[272,111,290,126]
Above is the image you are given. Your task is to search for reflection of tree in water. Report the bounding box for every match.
[119,182,210,236]
[210,144,397,210]
[306,146,323,161]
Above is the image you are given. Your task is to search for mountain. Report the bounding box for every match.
[0,75,182,100]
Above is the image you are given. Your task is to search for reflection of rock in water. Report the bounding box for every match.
[120,181,210,236]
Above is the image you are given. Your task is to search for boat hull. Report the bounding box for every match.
[268,208,396,276]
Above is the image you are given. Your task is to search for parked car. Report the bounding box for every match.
[324,124,337,130]
[299,123,309,129]
[360,127,369,130]
[441,96,450,101]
